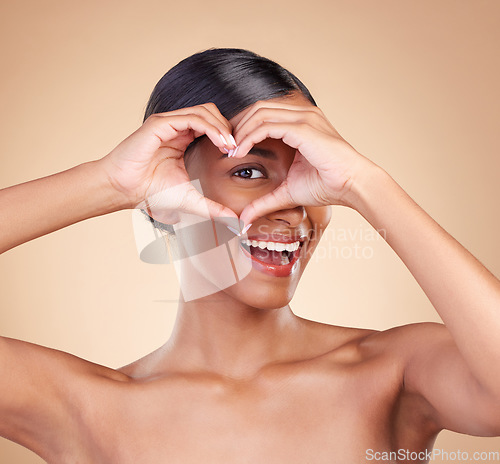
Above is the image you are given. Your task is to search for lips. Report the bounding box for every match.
[238,236,305,277]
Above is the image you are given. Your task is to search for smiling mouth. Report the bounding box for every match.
[239,239,303,266]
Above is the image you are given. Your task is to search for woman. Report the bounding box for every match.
[0,48,499,463]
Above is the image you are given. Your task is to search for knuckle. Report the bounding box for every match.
[196,105,213,116]
[211,201,225,217]
[263,119,277,127]
[306,109,321,118]
[296,122,310,131]
[144,113,161,124]
[187,113,203,124]
[251,100,267,110]
[309,111,327,125]
[203,102,218,111]
[249,122,268,137]
[254,107,272,118]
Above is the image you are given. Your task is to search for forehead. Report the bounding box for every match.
[229,92,315,127]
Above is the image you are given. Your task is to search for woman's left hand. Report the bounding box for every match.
[232,100,378,226]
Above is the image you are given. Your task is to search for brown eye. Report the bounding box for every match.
[233,167,266,179]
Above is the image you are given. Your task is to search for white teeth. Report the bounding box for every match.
[274,243,286,252]
[241,239,301,253]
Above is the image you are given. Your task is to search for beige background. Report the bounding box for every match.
[1,0,499,462]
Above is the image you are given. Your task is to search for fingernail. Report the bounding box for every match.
[228,134,237,147]
[241,223,252,235]
[228,148,235,157]
[232,146,239,157]
[220,133,228,146]
[226,225,241,236]
[222,147,229,154]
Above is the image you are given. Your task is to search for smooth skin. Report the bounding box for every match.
[0,93,500,463]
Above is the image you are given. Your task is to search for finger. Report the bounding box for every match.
[197,102,234,134]
[239,182,297,226]
[142,114,232,155]
[148,104,235,148]
[178,103,234,142]
[181,186,239,222]
[150,104,232,135]
[235,121,345,182]
[234,107,330,145]
[234,121,334,171]
[234,99,321,134]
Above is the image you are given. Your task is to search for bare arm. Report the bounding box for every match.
[0,102,237,256]
[345,164,500,434]
[0,103,237,452]
[0,161,130,455]
[0,160,127,255]
[231,99,500,434]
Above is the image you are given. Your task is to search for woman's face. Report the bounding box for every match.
[182,93,331,309]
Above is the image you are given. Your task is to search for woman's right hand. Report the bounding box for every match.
[99,103,238,224]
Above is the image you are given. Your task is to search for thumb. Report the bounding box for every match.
[182,186,238,222]
[239,182,296,227]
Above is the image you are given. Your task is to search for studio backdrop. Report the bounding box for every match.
[1,0,499,462]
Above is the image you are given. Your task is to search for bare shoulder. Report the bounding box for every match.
[334,321,450,356]
[295,315,377,347]
[313,322,449,440]
[304,319,452,381]
[0,335,131,425]
[359,321,452,359]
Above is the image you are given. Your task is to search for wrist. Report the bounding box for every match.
[89,159,138,211]
[84,160,134,212]
[340,158,392,213]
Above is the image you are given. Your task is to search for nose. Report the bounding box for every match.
[264,206,307,228]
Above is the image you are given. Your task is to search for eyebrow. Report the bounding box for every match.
[220,147,277,160]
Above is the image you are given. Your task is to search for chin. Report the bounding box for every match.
[175,231,310,308]
[227,292,294,311]
[224,273,300,310]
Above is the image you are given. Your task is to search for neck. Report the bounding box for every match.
[161,291,305,380]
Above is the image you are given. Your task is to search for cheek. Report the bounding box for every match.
[197,180,247,213]
[304,206,331,258]
[306,206,332,236]
[221,190,262,215]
